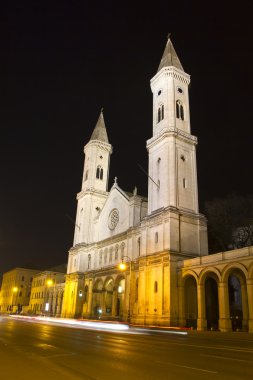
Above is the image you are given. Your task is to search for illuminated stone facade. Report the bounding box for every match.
[0,268,39,313]
[61,38,253,332]
[28,270,65,315]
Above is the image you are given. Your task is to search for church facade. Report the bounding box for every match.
[61,38,253,332]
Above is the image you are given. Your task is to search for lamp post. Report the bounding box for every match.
[45,278,53,316]
[118,255,132,324]
[12,286,18,313]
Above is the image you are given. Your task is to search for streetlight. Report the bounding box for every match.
[12,287,18,313]
[45,278,53,315]
[118,255,132,323]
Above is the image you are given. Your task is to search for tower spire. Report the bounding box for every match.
[157,36,184,72]
[89,109,109,143]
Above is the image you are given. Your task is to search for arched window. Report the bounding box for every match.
[176,100,184,120]
[96,166,103,180]
[115,245,119,260]
[88,254,91,269]
[120,242,125,258]
[157,104,164,123]
[154,281,158,293]
[155,232,158,243]
[137,237,141,256]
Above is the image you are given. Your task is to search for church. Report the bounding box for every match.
[61,38,253,332]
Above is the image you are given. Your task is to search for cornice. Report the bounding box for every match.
[76,189,108,200]
[84,140,113,154]
[151,66,190,86]
[147,127,197,149]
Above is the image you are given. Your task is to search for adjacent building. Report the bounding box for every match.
[28,267,66,316]
[0,268,39,313]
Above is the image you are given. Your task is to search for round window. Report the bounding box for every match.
[108,209,119,230]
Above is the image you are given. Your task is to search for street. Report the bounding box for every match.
[0,316,253,380]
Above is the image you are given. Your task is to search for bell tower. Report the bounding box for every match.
[73,110,112,245]
[147,37,208,256]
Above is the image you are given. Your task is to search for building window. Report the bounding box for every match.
[115,245,119,260]
[85,170,88,181]
[137,237,141,256]
[183,178,187,188]
[157,104,164,123]
[88,254,91,269]
[176,100,184,120]
[21,276,25,281]
[84,285,89,303]
[99,251,102,265]
[154,281,158,293]
[155,232,158,243]
[135,278,139,302]
[96,166,103,180]
[120,242,125,258]
[104,249,108,264]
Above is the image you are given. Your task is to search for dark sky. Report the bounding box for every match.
[1,1,252,277]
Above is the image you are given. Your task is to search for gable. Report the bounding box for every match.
[94,186,130,241]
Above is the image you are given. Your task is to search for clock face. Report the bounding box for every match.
[108,208,119,230]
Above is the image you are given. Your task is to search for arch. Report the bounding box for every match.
[93,278,103,291]
[221,263,249,283]
[199,267,221,285]
[248,262,253,279]
[180,270,199,286]
[115,274,125,288]
[104,277,114,290]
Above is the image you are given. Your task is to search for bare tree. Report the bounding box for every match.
[204,194,253,253]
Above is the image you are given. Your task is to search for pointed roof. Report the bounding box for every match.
[89,110,109,143]
[157,37,184,72]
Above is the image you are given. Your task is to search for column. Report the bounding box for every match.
[197,284,206,331]
[247,279,253,333]
[241,284,249,331]
[178,284,186,327]
[218,282,232,332]
[87,281,93,316]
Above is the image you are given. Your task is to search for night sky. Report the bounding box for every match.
[1,1,252,278]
